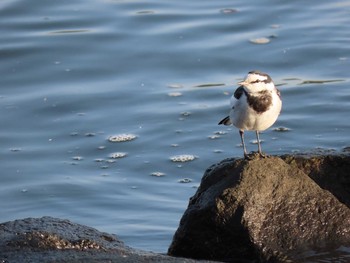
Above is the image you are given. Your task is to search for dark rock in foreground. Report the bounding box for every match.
[168,155,350,262]
[0,217,214,263]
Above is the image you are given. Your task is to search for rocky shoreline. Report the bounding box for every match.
[0,216,215,263]
[1,154,349,263]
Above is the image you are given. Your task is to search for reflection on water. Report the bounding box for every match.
[0,0,349,257]
[48,29,90,35]
[298,246,350,263]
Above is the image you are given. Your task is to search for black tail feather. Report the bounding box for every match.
[218,116,231,125]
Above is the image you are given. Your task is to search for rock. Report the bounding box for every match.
[281,154,350,207]
[0,216,215,263]
[168,155,350,262]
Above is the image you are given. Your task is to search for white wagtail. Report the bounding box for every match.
[219,71,282,159]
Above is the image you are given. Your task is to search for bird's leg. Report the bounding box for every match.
[239,130,249,159]
[255,131,266,158]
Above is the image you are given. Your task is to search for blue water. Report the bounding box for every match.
[1,0,350,258]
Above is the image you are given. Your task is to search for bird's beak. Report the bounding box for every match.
[238,81,247,86]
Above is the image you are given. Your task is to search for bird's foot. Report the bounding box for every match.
[244,153,252,160]
[244,152,259,160]
[244,152,268,160]
[258,152,268,158]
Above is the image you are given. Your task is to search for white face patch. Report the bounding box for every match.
[240,71,274,92]
[245,72,268,84]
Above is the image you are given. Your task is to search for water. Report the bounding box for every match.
[0,0,350,259]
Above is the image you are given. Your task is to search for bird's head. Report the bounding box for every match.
[238,70,275,92]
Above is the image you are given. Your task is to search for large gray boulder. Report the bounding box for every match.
[168,155,350,262]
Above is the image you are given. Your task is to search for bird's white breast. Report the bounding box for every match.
[230,90,281,131]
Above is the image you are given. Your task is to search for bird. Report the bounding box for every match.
[218,70,282,159]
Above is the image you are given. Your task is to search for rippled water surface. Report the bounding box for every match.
[1,0,350,257]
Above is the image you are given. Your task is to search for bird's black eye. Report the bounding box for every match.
[251,78,271,84]
[250,79,261,84]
